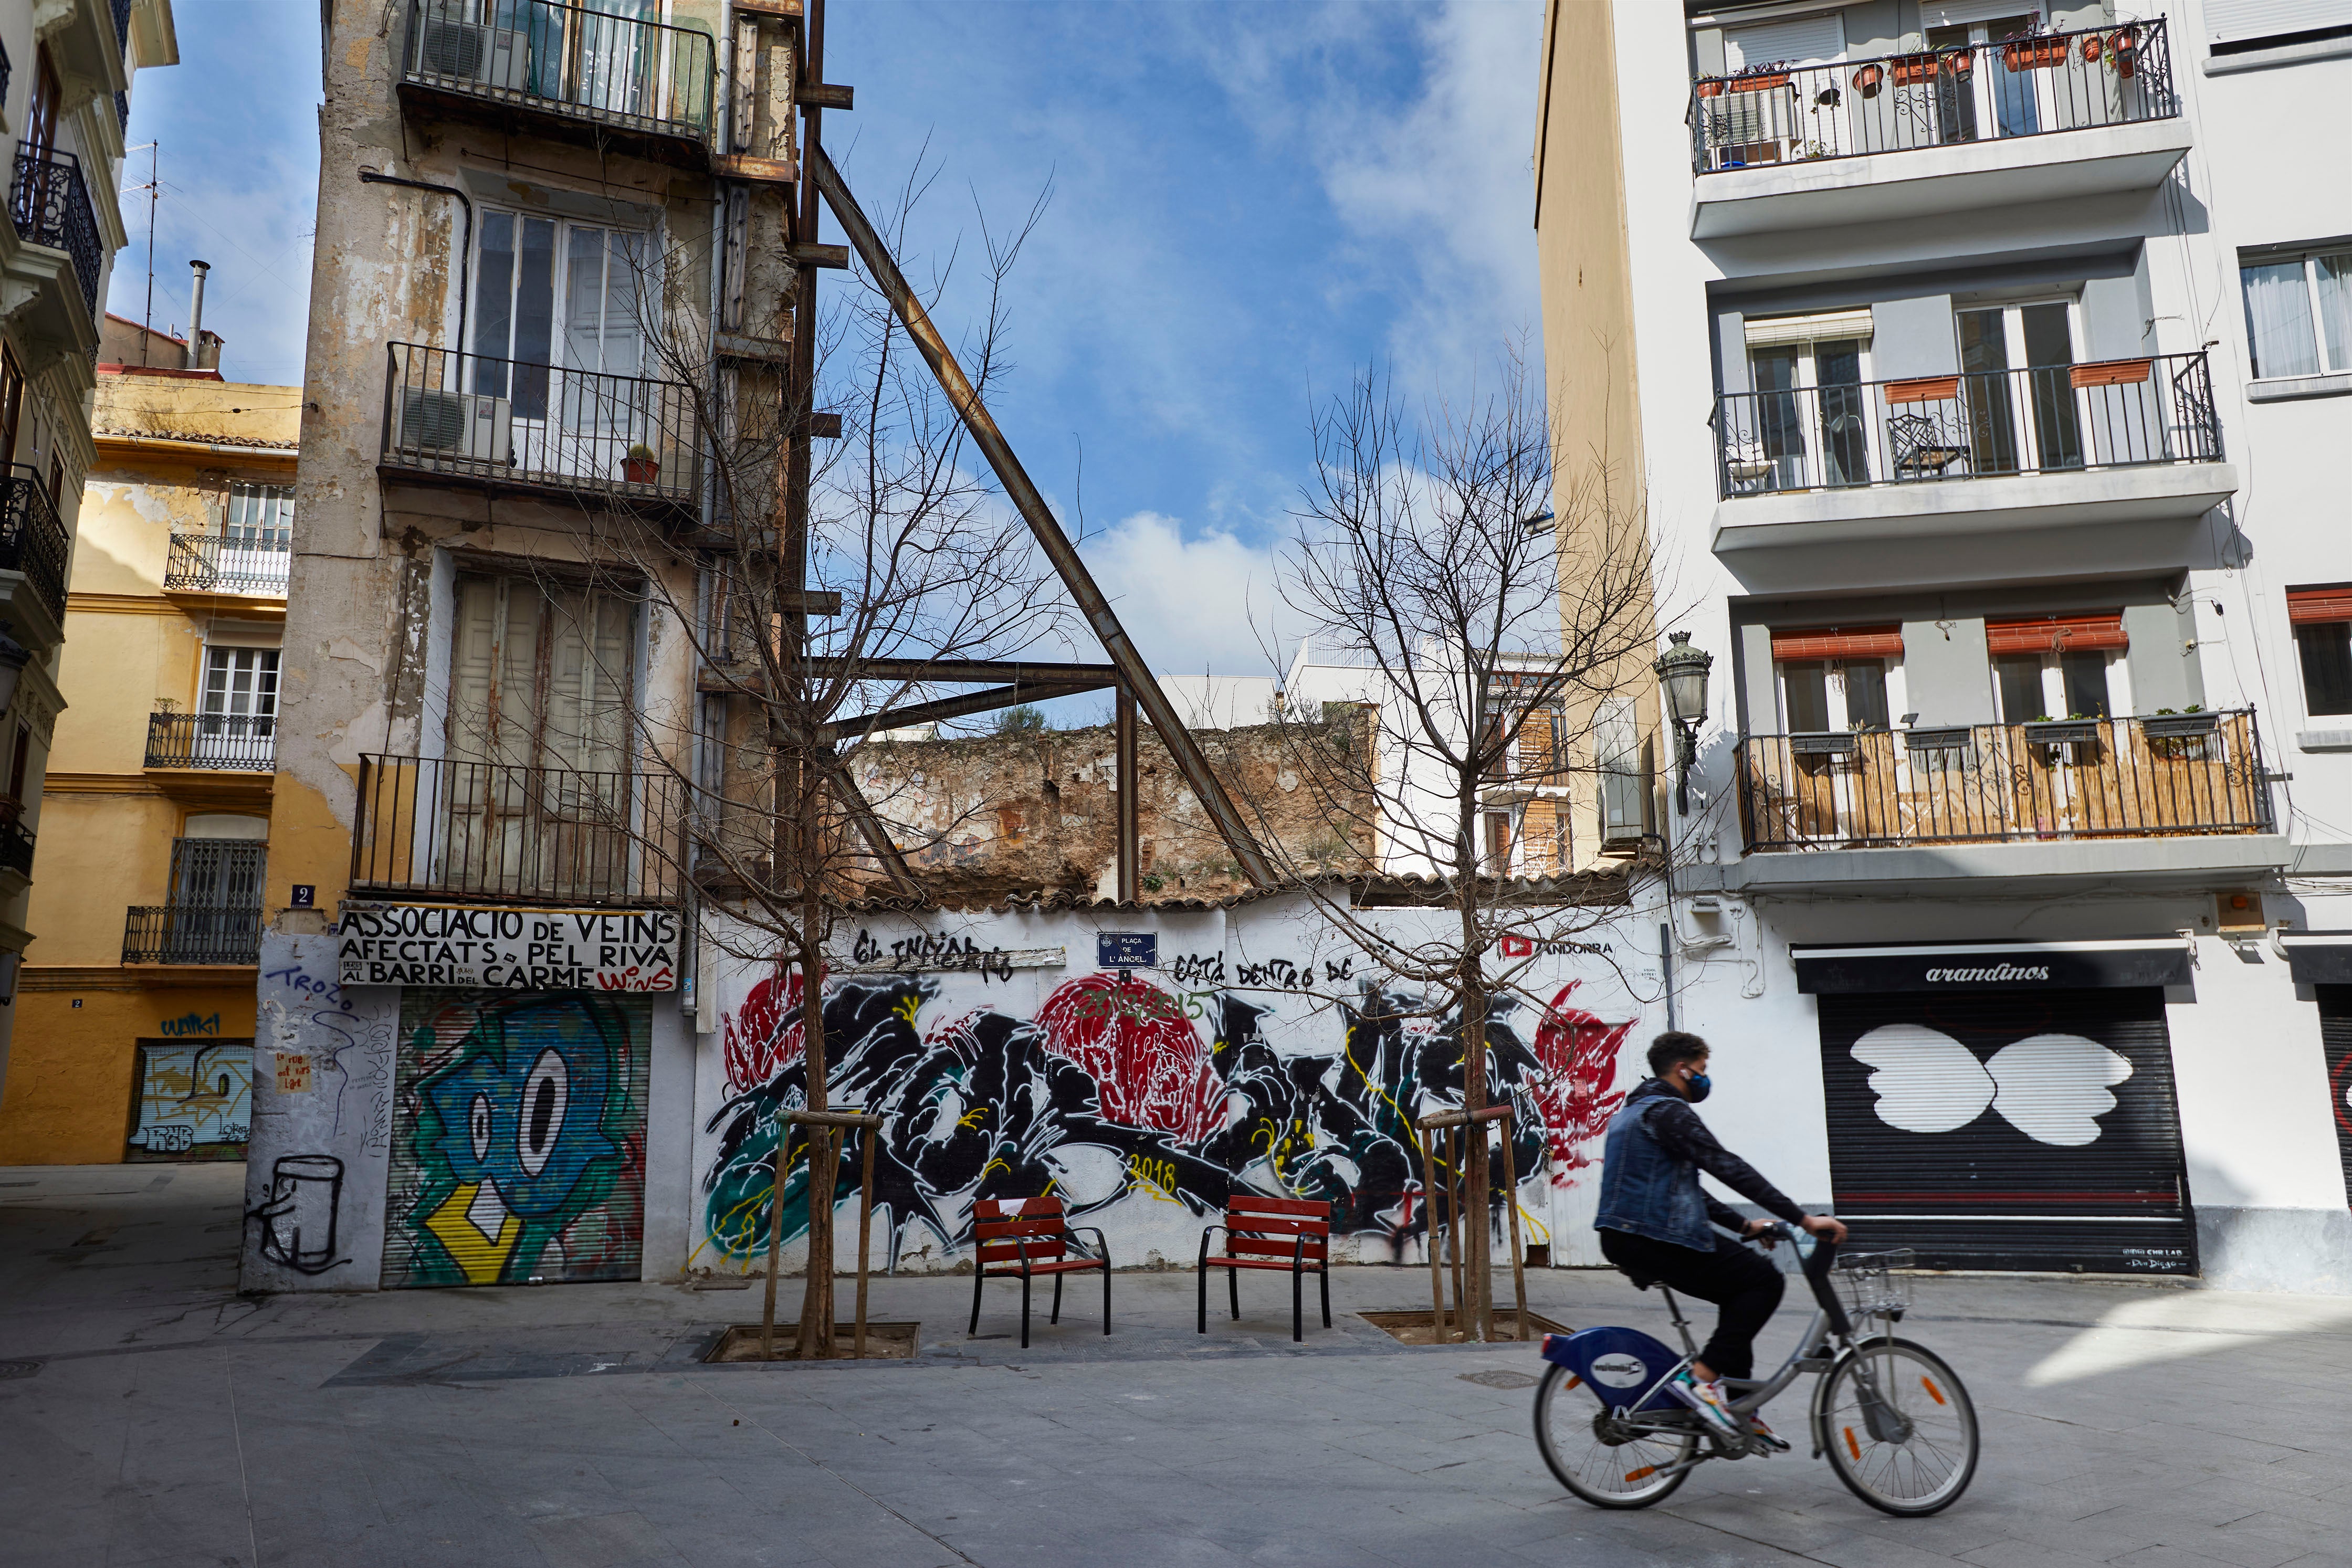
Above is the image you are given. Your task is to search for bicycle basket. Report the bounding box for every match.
[1834,1248,1915,1318]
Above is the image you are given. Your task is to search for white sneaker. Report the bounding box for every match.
[1669,1372,1744,1439]
[1747,1411,1792,1453]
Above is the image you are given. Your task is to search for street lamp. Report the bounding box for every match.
[1653,630,1713,815]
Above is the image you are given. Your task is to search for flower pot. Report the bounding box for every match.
[1719,72,1790,94]
[623,456,659,485]
[2002,38,2068,71]
[1851,63,1885,98]
[2109,30,2139,78]
[2140,713,2218,740]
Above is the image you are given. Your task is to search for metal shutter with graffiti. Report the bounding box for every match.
[1817,988,2195,1275]
[384,990,651,1288]
[2314,987,2352,1210]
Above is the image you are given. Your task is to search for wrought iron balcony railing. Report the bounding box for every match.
[123,904,264,965]
[9,145,101,324]
[0,466,69,629]
[165,532,291,596]
[0,815,34,879]
[1716,351,2221,500]
[1737,710,2273,853]
[380,342,702,509]
[146,712,278,772]
[1692,18,2177,174]
[352,752,685,906]
[402,0,716,145]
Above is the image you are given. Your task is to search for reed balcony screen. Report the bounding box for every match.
[1737,710,2273,853]
[8,144,100,325]
[145,712,277,773]
[1692,19,2176,174]
[165,533,291,597]
[0,466,69,628]
[352,753,685,906]
[1716,352,2221,499]
[381,342,702,507]
[402,0,716,145]
[122,905,264,965]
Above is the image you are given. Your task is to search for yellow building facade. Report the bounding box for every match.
[0,369,297,1164]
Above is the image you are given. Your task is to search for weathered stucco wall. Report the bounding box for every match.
[850,711,1378,903]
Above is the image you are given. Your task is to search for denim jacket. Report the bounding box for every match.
[1593,1079,1808,1252]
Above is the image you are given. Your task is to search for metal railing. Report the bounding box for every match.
[381,342,702,506]
[0,466,69,628]
[122,905,264,965]
[402,0,716,144]
[0,816,34,879]
[1692,19,2177,174]
[10,145,101,323]
[165,532,291,596]
[1737,710,2273,852]
[1716,352,2220,499]
[352,752,685,904]
[145,712,278,772]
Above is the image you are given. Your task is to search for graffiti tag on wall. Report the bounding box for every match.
[129,1041,251,1157]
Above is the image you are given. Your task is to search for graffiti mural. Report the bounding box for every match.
[384,991,649,1288]
[699,954,1641,1270]
[128,1040,253,1159]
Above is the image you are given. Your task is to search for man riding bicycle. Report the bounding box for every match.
[1594,1031,1846,1444]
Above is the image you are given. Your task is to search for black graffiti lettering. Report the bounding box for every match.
[247,1153,349,1276]
[1168,952,1227,988]
[853,929,883,964]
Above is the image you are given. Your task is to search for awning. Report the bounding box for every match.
[1984,614,2127,654]
[1792,938,2192,994]
[2277,932,2352,984]
[1770,625,1903,661]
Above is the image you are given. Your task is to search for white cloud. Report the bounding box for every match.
[1087,511,1282,683]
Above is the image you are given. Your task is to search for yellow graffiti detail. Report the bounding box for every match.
[1127,1152,1182,1202]
[958,1108,988,1130]
[423,1182,526,1285]
[894,995,921,1026]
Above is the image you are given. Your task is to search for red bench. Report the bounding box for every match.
[967,1195,1111,1348]
[1197,1194,1331,1342]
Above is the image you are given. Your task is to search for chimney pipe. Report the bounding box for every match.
[185,260,209,371]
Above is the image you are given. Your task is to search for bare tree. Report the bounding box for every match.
[1236,354,1663,1340]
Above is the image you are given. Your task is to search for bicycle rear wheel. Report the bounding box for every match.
[1533,1364,1700,1509]
[1817,1337,1978,1516]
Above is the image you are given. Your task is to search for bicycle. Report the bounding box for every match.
[1533,1222,1979,1516]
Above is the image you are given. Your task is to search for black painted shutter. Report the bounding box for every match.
[1818,988,2195,1275]
[2314,987,2352,1211]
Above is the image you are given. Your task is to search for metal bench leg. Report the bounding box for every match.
[1197,1261,1208,1334]
[1101,1259,1111,1334]
[1293,1263,1304,1343]
[1020,1270,1032,1350]
[1229,1264,1240,1321]
[1051,1272,1063,1325]
[1320,1264,1331,1328]
[969,1267,983,1335]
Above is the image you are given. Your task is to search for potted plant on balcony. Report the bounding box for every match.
[2001,28,2070,71]
[2144,706,2217,762]
[622,443,659,485]
[2023,712,2103,746]
[1698,59,1794,97]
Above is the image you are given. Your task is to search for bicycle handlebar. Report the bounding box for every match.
[1773,1219,1854,1335]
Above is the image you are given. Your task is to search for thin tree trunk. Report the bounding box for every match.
[794,753,837,1359]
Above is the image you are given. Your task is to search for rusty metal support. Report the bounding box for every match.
[1116,683,1139,903]
[815,751,922,898]
[807,143,1277,890]
[820,679,1112,743]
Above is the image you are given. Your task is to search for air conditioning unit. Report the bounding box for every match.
[416,20,529,91]
[394,389,511,464]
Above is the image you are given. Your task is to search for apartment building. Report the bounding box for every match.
[0,0,177,1131]
[1537,0,2352,1291]
[0,365,293,1166]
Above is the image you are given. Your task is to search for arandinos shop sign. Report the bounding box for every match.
[1791,939,2190,995]
[337,902,680,991]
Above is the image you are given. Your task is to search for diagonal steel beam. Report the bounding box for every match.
[808,144,1276,889]
[818,679,1113,743]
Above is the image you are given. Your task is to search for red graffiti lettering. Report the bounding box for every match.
[1526,983,1633,1188]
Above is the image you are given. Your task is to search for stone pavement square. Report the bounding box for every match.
[4,1164,2351,1567]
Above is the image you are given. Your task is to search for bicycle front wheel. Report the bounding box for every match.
[1817,1337,1979,1516]
[1533,1364,1700,1509]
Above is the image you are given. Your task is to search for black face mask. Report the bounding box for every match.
[1682,1071,1713,1103]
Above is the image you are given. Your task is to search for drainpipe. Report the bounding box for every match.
[357,171,472,355]
[184,260,209,370]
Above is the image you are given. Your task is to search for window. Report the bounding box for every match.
[225,484,293,550]
[1924,12,2050,141]
[2290,587,2352,717]
[447,573,635,773]
[1595,698,1647,841]
[1483,811,1515,874]
[2241,251,2352,380]
[1749,324,1874,488]
[0,345,22,472]
[197,648,279,767]
[1986,614,2129,721]
[470,209,648,418]
[1769,626,1903,731]
[1956,301,2081,473]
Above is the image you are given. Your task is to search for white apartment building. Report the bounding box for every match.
[1537,0,2352,1291]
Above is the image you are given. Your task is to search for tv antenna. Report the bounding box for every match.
[126,142,159,365]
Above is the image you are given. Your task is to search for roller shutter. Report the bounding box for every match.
[1818,989,2196,1275]
[384,990,652,1288]
[2316,987,2352,1207]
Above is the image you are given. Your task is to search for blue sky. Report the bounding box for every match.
[115,0,1545,686]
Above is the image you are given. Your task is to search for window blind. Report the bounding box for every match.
[2206,0,2352,45]
[1725,13,1845,69]
[1745,308,1876,348]
[2288,587,2352,624]
[1771,625,1904,660]
[1985,614,2128,653]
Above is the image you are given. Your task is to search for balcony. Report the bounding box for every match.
[0,467,71,646]
[164,533,291,602]
[0,813,34,887]
[1711,353,2235,592]
[398,0,716,167]
[7,145,104,356]
[145,712,277,773]
[123,905,264,966]
[1689,20,2187,239]
[379,343,702,518]
[352,753,685,907]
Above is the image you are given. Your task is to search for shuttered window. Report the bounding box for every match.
[2288,586,2352,623]
[1725,14,1845,69]
[2292,590,2352,716]
[1818,989,2196,1275]
[1770,625,1903,660]
[448,573,635,774]
[2207,0,2352,45]
[1985,613,2128,654]
[2314,988,2352,1214]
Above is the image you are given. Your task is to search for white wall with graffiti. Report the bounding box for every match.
[689,888,1666,1280]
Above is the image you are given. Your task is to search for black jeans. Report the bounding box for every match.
[1599,1228,1784,1382]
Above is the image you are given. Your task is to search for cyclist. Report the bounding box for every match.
[1593,1030,1847,1443]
